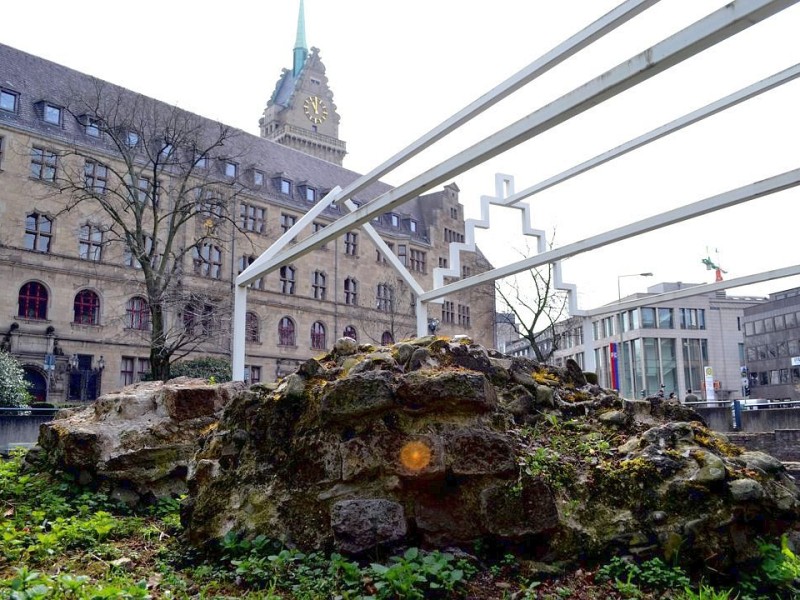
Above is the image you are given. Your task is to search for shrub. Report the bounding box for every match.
[167,357,232,382]
[0,351,31,407]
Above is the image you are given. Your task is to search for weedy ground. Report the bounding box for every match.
[0,449,795,599]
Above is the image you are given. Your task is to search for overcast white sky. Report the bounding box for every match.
[3,0,799,309]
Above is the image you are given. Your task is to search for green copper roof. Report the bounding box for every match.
[293,0,308,77]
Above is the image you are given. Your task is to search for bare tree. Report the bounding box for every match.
[54,80,248,379]
[494,239,569,363]
[363,279,418,345]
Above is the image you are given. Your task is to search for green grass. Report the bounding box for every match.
[0,449,790,599]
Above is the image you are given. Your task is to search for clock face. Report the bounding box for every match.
[303,95,329,124]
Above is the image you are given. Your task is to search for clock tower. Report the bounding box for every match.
[259,0,347,166]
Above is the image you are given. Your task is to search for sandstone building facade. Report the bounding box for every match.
[0,22,494,402]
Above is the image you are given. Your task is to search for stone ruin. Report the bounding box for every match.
[34,336,800,573]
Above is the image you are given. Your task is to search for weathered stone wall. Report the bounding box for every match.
[181,337,800,572]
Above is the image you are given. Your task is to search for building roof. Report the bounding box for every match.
[0,42,435,238]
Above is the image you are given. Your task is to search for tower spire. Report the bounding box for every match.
[293,0,308,77]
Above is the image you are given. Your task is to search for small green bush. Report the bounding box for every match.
[168,356,232,382]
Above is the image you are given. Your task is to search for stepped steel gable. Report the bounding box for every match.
[232,0,800,380]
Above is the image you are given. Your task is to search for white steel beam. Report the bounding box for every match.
[326,0,662,206]
[343,199,425,298]
[259,0,797,279]
[499,63,800,207]
[585,264,800,318]
[420,167,800,302]
[231,186,342,381]
[236,186,342,287]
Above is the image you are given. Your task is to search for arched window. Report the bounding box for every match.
[246,312,260,342]
[18,282,48,320]
[311,321,326,350]
[126,296,150,330]
[381,331,394,345]
[343,325,357,341]
[73,289,100,325]
[278,316,296,346]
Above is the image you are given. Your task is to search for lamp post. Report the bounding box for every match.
[616,272,653,398]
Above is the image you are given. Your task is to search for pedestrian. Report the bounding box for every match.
[668,391,676,400]
[657,384,665,399]
[685,388,699,403]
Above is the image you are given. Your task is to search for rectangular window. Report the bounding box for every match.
[438,257,448,268]
[457,304,471,327]
[246,365,261,384]
[397,244,407,266]
[238,255,264,290]
[193,243,222,279]
[658,308,673,329]
[136,177,153,203]
[376,284,393,312]
[409,249,426,272]
[344,232,358,256]
[641,307,657,328]
[764,317,775,333]
[744,321,755,336]
[194,154,208,169]
[0,89,18,112]
[450,206,458,219]
[280,179,291,195]
[786,312,797,329]
[344,278,358,305]
[253,170,264,186]
[240,203,266,234]
[280,213,297,234]
[43,103,62,125]
[31,147,57,181]
[280,266,296,295]
[84,160,108,194]
[680,308,705,330]
[409,220,418,233]
[377,242,394,263]
[224,161,238,178]
[442,301,455,324]
[137,358,150,382]
[79,224,103,261]
[389,214,400,227]
[120,357,135,387]
[312,271,327,300]
[305,187,316,202]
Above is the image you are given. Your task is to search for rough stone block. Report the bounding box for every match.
[331,498,407,554]
[447,430,515,476]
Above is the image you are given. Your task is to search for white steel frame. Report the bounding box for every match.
[232,0,799,381]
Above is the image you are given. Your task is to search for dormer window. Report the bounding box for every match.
[305,187,316,202]
[0,89,18,113]
[275,178,291,195]
[194,154,208,169]
[84,117,101,137]
[43,103,63,125]
[409,220,418,233]
[224,161,238,178]
[125,131,140,148]
[389,213,400,227]
[253,170,264,186]
[44,103,62,125]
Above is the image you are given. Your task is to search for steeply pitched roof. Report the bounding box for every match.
[0,42,436,236]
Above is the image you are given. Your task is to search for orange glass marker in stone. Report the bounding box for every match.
[400,441,432,471]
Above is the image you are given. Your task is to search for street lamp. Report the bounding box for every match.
[616,272,653,398]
